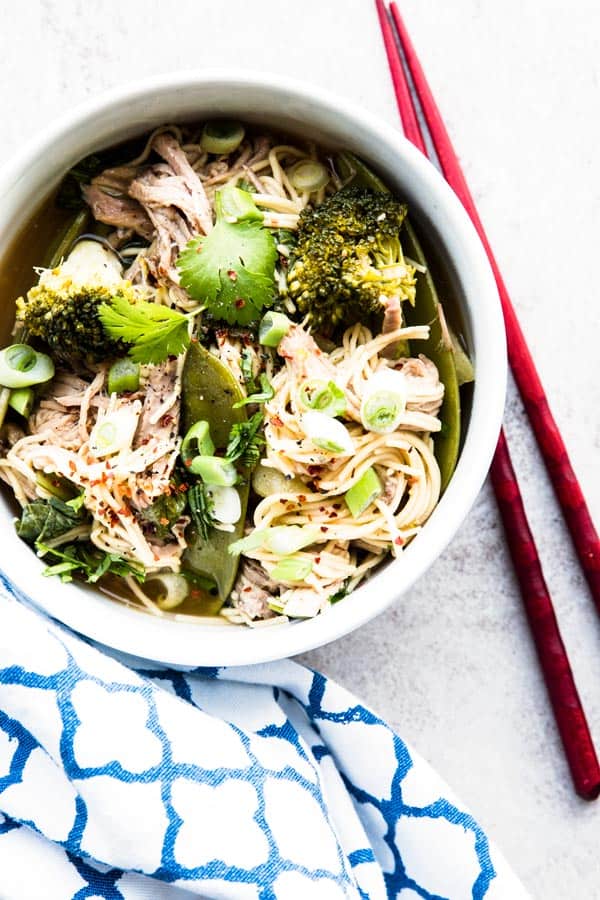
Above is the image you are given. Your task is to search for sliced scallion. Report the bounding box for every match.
[344,467,382,518]
[288,160,330,192]
[189,455,237,487]
[206,484,242,525]
[89,407,139,457]
[228,529,269,556]
[299,379,346,417]
[302,410,354,455]
[264,525,320,555]
[146,573,189,610]
[0,344,54,389]
[8,387,34,418]
[108,358,140,395]
[181,420,215,464]
[360,370,407,434]
[270,556,313,582]
[200,120,245,155]
[259,311,292,347]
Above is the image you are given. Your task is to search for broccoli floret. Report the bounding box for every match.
[16,240,137,363]
[286,187,417,333]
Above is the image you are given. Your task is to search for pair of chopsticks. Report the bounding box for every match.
[375,0,600,800]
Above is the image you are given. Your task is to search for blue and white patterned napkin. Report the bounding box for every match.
[0,576,528,899]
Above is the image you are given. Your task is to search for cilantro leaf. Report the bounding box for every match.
[98,296,191,364]
[176,187,277,326]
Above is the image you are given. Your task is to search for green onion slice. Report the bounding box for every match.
[299,379,346,417]
[200,120,245,155]
[0,344,54,389]
[302,410,354,455]
[360,370,407,434]
[188,455,237,487]
[146,573,189,610]
[206,484,242,525]
[8,387,34,418]
[344,467,382,518]
[259,311,292,347]
[89,408,139,457]
[288,160,330,192]
[270,556,313,583]
[218,184,263,223]
[108,358,140,395]
[228,529,269,556]
[228,524,319,557]
[264,525,320,555]
[181,420,215,464]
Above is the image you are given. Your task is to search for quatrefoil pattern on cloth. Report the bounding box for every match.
[0,574,529,899]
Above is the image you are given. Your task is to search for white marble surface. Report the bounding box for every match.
[1,1,599,896]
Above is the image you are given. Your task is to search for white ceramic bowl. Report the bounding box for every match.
[0,71,505,666]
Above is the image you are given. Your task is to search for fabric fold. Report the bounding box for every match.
[0,582,528,899]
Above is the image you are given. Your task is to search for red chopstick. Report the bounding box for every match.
[375,0,600,800]
[389,2,600,613]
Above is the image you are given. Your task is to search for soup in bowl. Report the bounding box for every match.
[0,72,505,665]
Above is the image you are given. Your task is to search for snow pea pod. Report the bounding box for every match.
[44,208,90,269]
[181,342,249,604]
[335,151,461,491]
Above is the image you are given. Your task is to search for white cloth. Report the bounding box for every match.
[0,576,528,899]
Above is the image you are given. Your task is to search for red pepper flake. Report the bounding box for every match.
[332,503,342,510]
[320,526,328,533]
[319,506,325,512]
[178,483,188,492]
[195,245,203,254]
[297,494,307,503]
[315,556,321,564]
[68,461,76,474]
[307,465,321,476]
[160,414,174,427]
[159,517,170,526]
[243,586,252,593]
[270,416,284,428]
[394,536,405,546]
[328,512,337,519]
[235,298,246,308]
[227,269,238,281]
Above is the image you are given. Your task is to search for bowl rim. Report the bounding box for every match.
[0,69,506,666]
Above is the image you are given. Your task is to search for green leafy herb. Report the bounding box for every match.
[176,186,277,326]
[232,373,274,408]
[187,482,216,542]
[98,295,193,364]
[139,489,188,540]
[225,411,265,469]
[37,541,145,583]
[16,497,88,546]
